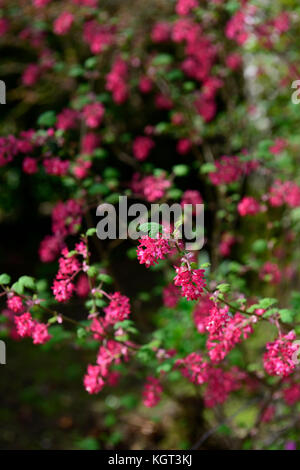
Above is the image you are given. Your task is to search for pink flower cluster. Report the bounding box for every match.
[133,137,155,161]
[39,199,82,263]
[84,340,128,394]
[43,157,70,176]
[283,381,300,405]
[106,57,129,104]
[176,353,244,407]
[209,156,256,185]
[52,248,82,302]
[14,312,51,345]
[269,180,300,208]
[259,261,281,285]
[131,173,171,202]
[53,12,74,35]
[104,292,131,325]
[0,135,18,167]
[263,331,299,377]
[83,21,114,54]
[142,376,163,407]
[176,0,198,16]
[137,235,171,267]
[238,197,261,216]
[174,266,206,301]
[163,283,180,308]
[7,295,23,313]
[206,304,255,363]
[219,233,236,257]
[193,294,215,333]
[57,108,79,131]
[82,103,105,129]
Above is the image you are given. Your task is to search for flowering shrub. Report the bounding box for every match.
[1,0,300,450]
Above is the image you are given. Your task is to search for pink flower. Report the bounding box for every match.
[23,157,38,174]
[176,138,192,155]
[259,262,281,285]
[163,283,180,308]
[209,156,244,185]
[131,173,171,202]
[32,322,51,345]
[57,108,79,131]
[73,158,92,179]
[106,57,129,104]
[52,279,75,302]
[33,0,51,6]
[139,76,153,93]
[84,365,105,394]
[151,22,171,42]
[261,405,275,423]
[269,138,286,155]
[104,292,131,325]
[39,235,63,262]
[203,367,244,408]
[176,352,208,385]
[137,235,171,267]
[90,317,107,340]
[7,295,23,313]
[53,12,74,35]
[273,12,290,33]
[133,136,155,161]
[174,266,206,301]
[181,190,203,213]
[283,383,300,406]
[207,310,255,363]
[263,331,299,377]
[142,377,163,407]
[22,64,40,86]
[43,157,69,176]
[176,0,198,16]
[194,95,216,122]
[155,93,173,110]
[81,132,100,154]
[82,103,105,128]
[219,233,235,257]
[226,53,242,70]
[0,18,9,36]
[83,20,114,54]
[76,274,90,298]
[51,199,82,237]
[193,294,215,333]
[238,197,261,216]
[225,10,249,45]
[14,312,35,338]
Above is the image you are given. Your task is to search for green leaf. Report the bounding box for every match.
[37,111,56,127]
[139,222,162,237]
[98,273,113,284]
[252,239,267,254]
[172,164,190,176]
[19,276,35,290]
[77,327,88,339]
[278,309,294,324]
[0,274,11,285]
[217,283,230,293]
[152,54,173,66]
[258,298,278,309]
[87,266,98,278]
[86,228,97,237]
[200,163,216,174]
